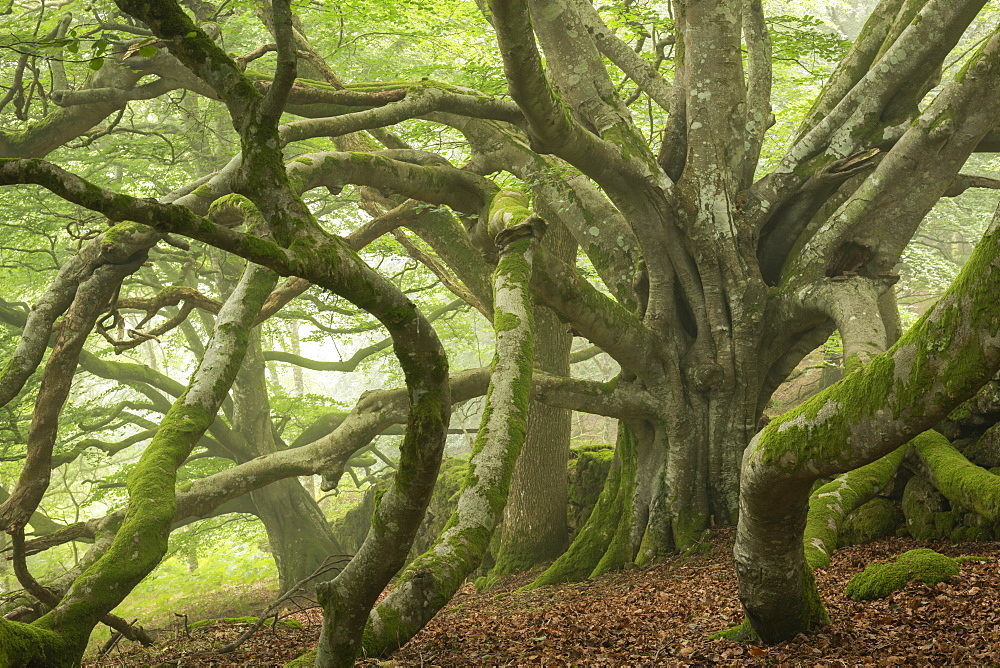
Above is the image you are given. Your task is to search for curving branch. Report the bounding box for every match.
[573,0,673,111]
[943,173,1000,197]
[16,362,654,564]
[793,25,1000,281]
[358,193,545,659]
[531,250,658,380]
[264,299,465,372]
[803,277,890,371]
[486,0,660,196]
[12,261,278,664]
[793,0,906,141]
[0,248,146,533]
[260,0,297,125]
[447,116,642,307]
[281,83,525,144]
[0,230,152,409]
[912,430,1000,522]
[286,151,497,215]
[736,200,1000,643]
[750,0,988,224]
[803,446,906,569]
[49,430,158,470]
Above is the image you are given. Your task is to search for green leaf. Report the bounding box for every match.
[65,40,79,54]
[138,45,158,58]
[88,56,105,71]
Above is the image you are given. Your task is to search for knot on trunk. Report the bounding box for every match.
[688,363,725,392]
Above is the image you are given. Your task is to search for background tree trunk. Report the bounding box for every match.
[233,333,341,591]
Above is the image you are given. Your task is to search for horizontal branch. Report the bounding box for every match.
[803,445,906,569]
[289,151,497,215]
[281,83,524,144]
[943,173,1000,197]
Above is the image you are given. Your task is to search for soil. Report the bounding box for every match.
[84,529,1000,666]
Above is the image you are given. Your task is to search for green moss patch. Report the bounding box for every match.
[845,548,960,601]
[188,616,303,630]
[284,648,317,666]
[839,498,903,547]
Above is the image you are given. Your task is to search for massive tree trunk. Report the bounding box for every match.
[4,0,1000,659]
[533,362,764,586]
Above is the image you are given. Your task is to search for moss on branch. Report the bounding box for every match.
[803,445,906,568]
[913,430,1000,522]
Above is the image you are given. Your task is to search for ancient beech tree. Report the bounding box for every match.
[1,0,1000,664]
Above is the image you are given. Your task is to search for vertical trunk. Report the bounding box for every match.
[250,478,341,589]
[493,222,575,574]
[529,420,642,587]
[642,385,757,557]
[233,333,341,591]
[536,365,762,583]
[733,474,828,642]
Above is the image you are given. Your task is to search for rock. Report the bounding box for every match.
[839,497,902,547]
[901,473,950,540]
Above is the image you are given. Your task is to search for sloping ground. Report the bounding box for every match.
[86,529,1000,666]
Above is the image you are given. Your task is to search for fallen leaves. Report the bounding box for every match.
[84,529,1000,666]
[382,530,1000,666]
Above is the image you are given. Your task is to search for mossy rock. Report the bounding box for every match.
[188,616,303,630]
[941,379,1000,438]
[950,524,993,542]
[567,443,613,537]
[839,498,902,547]
[960,425,1000,469]
[845,548,960,601]
[901,473,950,540]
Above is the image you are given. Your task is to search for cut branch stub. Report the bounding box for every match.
[495,213,547,251]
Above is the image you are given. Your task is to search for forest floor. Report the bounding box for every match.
[84,528,1000,666]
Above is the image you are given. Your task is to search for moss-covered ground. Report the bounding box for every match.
[81,529,1000,666]
[844,548,960,600]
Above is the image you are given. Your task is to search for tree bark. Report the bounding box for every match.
[232,333,342,591]
[493,220,575,575]
[356,194,544,660]
[736,202,1000,642]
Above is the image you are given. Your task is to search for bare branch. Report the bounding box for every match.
[943,173,1000,197]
